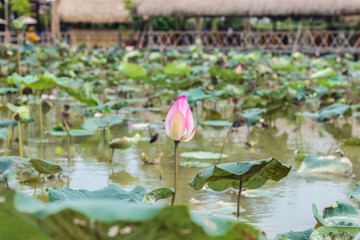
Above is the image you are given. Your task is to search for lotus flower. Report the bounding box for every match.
[336,56,341,63]
[165,95,196,142]
[235,64,242,74]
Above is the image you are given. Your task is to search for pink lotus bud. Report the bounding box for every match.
[336,56,341,62]
[41,94,49,100]
[315,51,320,57]
[312,57,316,60]
[94,113,104,118]
[130,123,149,130]
[165,95,196,142]
[235,64,242,74]
[209,56,216,61]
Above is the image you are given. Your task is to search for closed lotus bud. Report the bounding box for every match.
[165,95,196,142]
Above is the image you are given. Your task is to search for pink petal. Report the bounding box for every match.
[165,95,190,130]
[181,128,196,142]
[184,107,194,138]
[167,111,186,140]
[235,64,242,74]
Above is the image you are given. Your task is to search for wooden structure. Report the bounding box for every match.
[138,30,360,53]
[136,0,360,52]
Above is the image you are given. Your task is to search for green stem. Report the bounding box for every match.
[237,179,243,220]
[217,126,232,165]
[4,114,15,156]
[64,122,71,167]
[171,140,179,206]
[18,122,23,157]
[39,95,44,142]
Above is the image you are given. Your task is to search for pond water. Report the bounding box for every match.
[5,100,360,238]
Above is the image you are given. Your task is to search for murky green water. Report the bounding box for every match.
[4,100,360,238]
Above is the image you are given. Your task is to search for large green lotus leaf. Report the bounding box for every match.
[240,108,265,127]
[0,156,31,183]
[29,159,72,174]
[0,189,264,239]
[163,61,191,75]
[49,184,146,203]
[348,182,360,202]
[59,85,98,107]
[297,155,352,175]
[189,158,291,191]
[310,67,336,79]
[275,228,314,240]
[5,103,30,123]
[48,129,96,137]
[317,103,350,122]
[119,62,147,78]
[180,151,228,160]
[310,226,360,240]
[0,128,8,139]
[0,119,18,128]
[201,120,233,127]
[0,88,18,95]
[142,188,174,203]
[82,115,124,130]
[271,58,295,71]
[313,201,360,227]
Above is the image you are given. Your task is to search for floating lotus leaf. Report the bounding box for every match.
[310,67,336,79]
[348,182,360,203]
[29,159,71,174]
[297,155,352,176]
[189,158,291,191]
[48,129,96,137]
[49,184,146,203]
[310,226,360,240]
[239,108,265,127]
[0,88,18,95]
[200,120,233,127]
[119,62,147,78]
[163,61,191,75]
[317,103,350,122]
[275,228,314,240]
[82,115,125,130]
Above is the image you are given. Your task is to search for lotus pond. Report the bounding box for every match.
[1,44,360,239]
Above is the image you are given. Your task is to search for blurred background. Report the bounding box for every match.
[1,0,360,53]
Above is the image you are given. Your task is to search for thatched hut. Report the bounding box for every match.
[137,0,360,17]
[56,0,133,23]
[51,0,139,45]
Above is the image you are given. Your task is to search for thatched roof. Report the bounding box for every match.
[57,0,134,23]
[137,0,360,17]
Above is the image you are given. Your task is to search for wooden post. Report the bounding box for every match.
[148,17,153,47]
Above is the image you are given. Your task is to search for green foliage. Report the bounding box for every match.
[189,158,291,191]
[10,0,32,16]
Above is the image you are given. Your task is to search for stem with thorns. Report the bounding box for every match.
[171,140,179,206]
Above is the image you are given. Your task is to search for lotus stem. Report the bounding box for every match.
[237,179,243,220]
[18,122,23,158]
[64,121,71,166]
[110,148,115,163]
[171,140,179,206]
[17,33,23,105]
[106,121,110,145]
[39,94,44,142]
[217,125,232,165]
[4,114,15,156]
[157,140,163,180]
